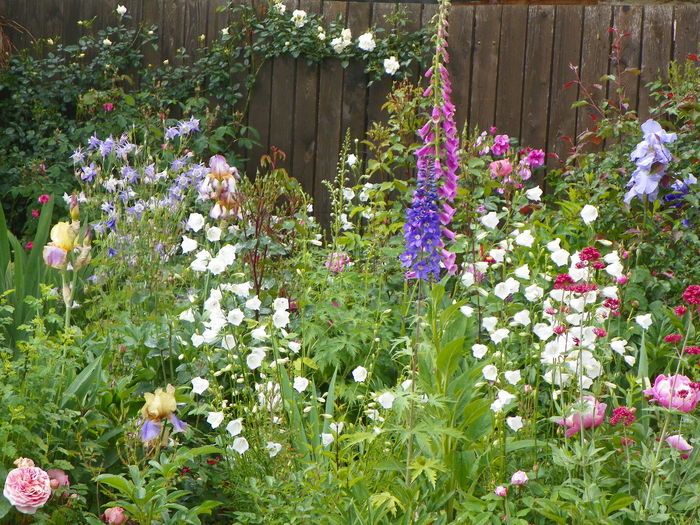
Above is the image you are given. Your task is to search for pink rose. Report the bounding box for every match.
[557,396,607,437]
[644,374,699,413]
[3,466,52,514]
[489,159,512,179]
[103,506,128,524]
[494,485,508,497]
[510,470,528,485]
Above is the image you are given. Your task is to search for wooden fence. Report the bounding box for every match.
[1,1,699,220]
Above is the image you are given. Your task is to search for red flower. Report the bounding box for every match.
[687,54,698,62]
[610,406,636,426]
[31,209,39,218]
[579,246,601,261]
[103,103,115,112]
[593,327,607,338]
[684,346,700,355]
[25,242,33,251]
[554,274,574,289]
[665,334,683,344]
[675,305,688,317]
[682,285,700,305]
[38,194,50,204]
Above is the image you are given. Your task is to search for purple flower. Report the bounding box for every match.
[71,148,86,164]
[165,127,180,141]
[121,166,139,184]
[624,168,664,204]
[491,135,510,156]
[80,163,97,182]
[99,136,116,158]
[87,133,102,150]
[179,116,200,135]
[525,149,545,168]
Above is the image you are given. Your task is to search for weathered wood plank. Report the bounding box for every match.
[612,5,642,114]
[342,2,371,142]
[520,5,554,152]
[673,6,700,63]
[447,5,473,134]
[183,0,208,65]
[366,3,399,130]
[141,0,163,66]
[638,6,673,120]
[291,0,321,197]
[469,5,501,132]
[547,5,584,161]
[494,5,526,139]
[205,0,230,48]
[576,6,612,148]
[161,0,186,64]
[313,1,347,221]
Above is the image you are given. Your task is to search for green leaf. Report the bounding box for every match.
[61,354,103,409]
[571,100,589,109]
[606,493,634,515]
[95,474,134,496]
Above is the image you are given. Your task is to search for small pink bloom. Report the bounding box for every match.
[682,285,700,305]
[525,149,545,168]
[31,209,40,218]
[616,275,629,285]
[666,435,693,459]
[494,485,508,497]
[25,242,34,251]
[3,465,52,514]
[47,469,69,490]
[325,252,351,274]
[510,470,528,485]
[103,103,114,112]
[644,374,699,413]
[38,194,50,204]
[489,159,512,179]
[675,305,688,317]
[103,506,128,524]
[556,396,607,437]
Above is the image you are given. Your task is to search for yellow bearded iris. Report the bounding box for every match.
[49,222,78,251]
[141,384,177,421]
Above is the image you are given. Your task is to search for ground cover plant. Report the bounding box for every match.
[0,0,699,523]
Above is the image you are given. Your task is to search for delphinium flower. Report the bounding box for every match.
[625,119,677,204]
[140,384,186,441]
[402,0,459,278]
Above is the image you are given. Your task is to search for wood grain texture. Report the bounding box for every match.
[342,2,371,142]
[494,4,526,139]
[612,5,642,114]
[638,6,673,120]
[673,6,700,62]
[366,3,399,129]
[447,5,473,133]
[469,6,501,132]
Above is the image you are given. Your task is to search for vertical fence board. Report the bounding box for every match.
[520,5,554,152]
[183,0,208,65]
[469,6,501,132]
[447,5,473,134]
[206,0,229,47]
[612,6,643,114]
[342,2,371,145]
[366,3,399,130]
[576,6,611,148]
[673,6,700,62]
[292,0,321,197]
[314,1,347,222]
[268,0,299,171]
[161,0,186,64]
[141,0,163,66]
[638,6,673,120]
[494,5,526,139]
[547,5,583,161]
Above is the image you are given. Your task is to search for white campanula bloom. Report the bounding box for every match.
[207,257,227,275]
[266,441,282,457]
[231,437,249,454]
[226,418,243,436]
[525,186,542,201]
[494,278,519,300]
[460,305,474,318]
[246,347,266,369]
[512,310,531,327]
[272,310,290,329]
[191,333,205,347]
[533,322,554,341]
[551,249,570,267]
[514,264,530,280]
[515,229,535,248]
[191,377,209,395]
[330,422,344,434]
[187,212,205,232]
[472,344,488,359]
[635,313,653,330]
[481,211,499,230]
[383,56,400,75]
[293,376,309,393]
[482,364,498,381]
[251,325,268,341]
[377,392,395,409]
[245,296,261,311]
[489,248,506,263]
[206,226,222,242]
[321,433,334,446]
[346,154,357,167]
[461,271,475,287]
[524,284,544,302]
[507,415,524,431]
[181,235,197,253]
[504,370,521,385]
[357,32,376,52]
[482,316,498,333]
[580,204,598,224]
[491,389,516,413]
[490,328,510,344]
[352,366,368,382]
[207,411,225,429]
[227,308,244,326]
[546,238,562,252]
[610,339,627,355]
[179,308,195,322]
[190,250,211,272]
[221,334,236,350]
[342,187,355,201]
[288,341,301,353]
[273,297,289,312]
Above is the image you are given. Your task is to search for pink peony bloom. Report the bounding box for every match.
[510,470,528,485]
[494,485,508,497]
[644,374,699,413]
[3,465,52,514]
[666,434,693,452]
[489,159,512,179]
[103,506,128,524]
[557,396,607,437]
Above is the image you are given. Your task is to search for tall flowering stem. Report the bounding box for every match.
[400,0,459,279]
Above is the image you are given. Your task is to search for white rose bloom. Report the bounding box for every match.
[525,186,542,201]
[331,37,348,53]
[490,328,510,344]
[551,249,570,267]
[245,296,262,311]
[291,9,307,27]
[226,418,243,436]
[460,305,474,318]
[321,433,334,446]
[514,264,530,280]
[481,211,499,230]
[515,229,535,248]
[206,226,222,242]
[181,236,197,253]
[179,308,195,322]
[116,4,127,15]
[352,366,368,382]
[482,316,498,333]
[187,212,205,232]
[227,308,244,326]
[635,314,653,330]
[377,392,395,409]
[266,441,283,457]
[231,437,249,454]
[524,284,544,302]
[383,56,400,75]
[191,377,209,395]
[472,344,488,359]
[482,364,498,381]
[506,415,524,431]
[512,310,531,327]
[102,38,112,46]
[580,204,598,224]
[293,376,309,393]
[357,32,376,52]
[504,370,521,385]
[207,411,225,429]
